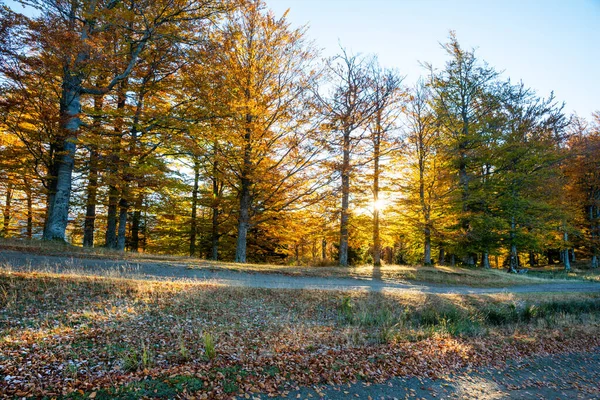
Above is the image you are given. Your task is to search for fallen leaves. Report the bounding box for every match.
[1,271,600,399]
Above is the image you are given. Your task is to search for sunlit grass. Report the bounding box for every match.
[2,238,598,288]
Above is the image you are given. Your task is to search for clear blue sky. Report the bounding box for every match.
[269,0,599,118]
[6,0,599,117]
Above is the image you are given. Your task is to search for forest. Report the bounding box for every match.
[0,0,598,271]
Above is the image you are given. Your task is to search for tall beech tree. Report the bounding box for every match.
[323,49,377,267]
[402,81,446,265]
[366,62,403,266]
[211,0,324,263]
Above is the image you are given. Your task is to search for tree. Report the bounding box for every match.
[365,61,403,266]
[323,49,377,266]
[427,32,501,265]
[209,0,324,263]
[493,83,567,272]
[402,80,447,265]
[12,0,227,241]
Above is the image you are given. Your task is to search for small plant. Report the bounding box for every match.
[339,295,354,322]
[122,349,139,372]
[66,362,78,379]
[178,330,191,361]
[203,332,216,360]
[141,340,154,369]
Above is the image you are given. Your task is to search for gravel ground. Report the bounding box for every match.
[1,250,599,295]
[277,350,600,399]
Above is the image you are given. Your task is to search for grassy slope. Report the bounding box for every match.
[1,271,600,398]
[1,238,599,287]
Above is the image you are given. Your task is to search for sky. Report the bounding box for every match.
[5,0,599,118]
[267,0,599,118]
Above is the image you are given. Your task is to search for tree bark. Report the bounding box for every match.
[83,95,103,247]
[189,160,200,257]
[43,72,80,241]
[2,183,13,237]
[508,216,519,273]
[235,114,253,263]
[116,197,128,251]
[210,148,220,261]
[105,84,126,249]
[481,251,490,269]
[563,229,571,272]
[130,195,142,253]
[372,114,382,267]
[321,238,327,261]
[438,247,445,266]
[339,129,351,267]
[24,180,33,239]
[83,147,98,247]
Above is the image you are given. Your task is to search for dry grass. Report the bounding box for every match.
[1,270,600,398]
[1,238,597,288]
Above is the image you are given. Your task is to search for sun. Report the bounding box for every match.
[372,198,388,212]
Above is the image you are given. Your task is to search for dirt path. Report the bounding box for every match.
[1,250,599,294]
[279,350,600,399]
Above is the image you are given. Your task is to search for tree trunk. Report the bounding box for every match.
[105,85,126,249]
[131,201,142,253]
[450,254,455,267]
[424,227,432,265]
[24,180,33,239]
[528,251,537,267]
[438,247,445,266]
[481,251,490,269]
[372,117,381,267]
[83,148,98,247]
[210,149,220,261]
[235,179,250,263]
[189,161,200,257]
[105,185,119,248]
[83,95,103,247]
[235,114,253,263]
[321,238,327,261]
[507,215,518,273]
[116,197,128,251]
[43,66,82,241]
[2,183,13,237]
[339,130,351,267]
[592,204,599,268]
[563,229,571,272]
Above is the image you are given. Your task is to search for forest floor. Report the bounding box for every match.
[1,266,600,398]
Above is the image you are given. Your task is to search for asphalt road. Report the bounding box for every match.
[1,250,599,295]
[278,351,600,399]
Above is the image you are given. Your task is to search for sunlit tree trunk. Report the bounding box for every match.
[372,117,382,266]
[339,129,351,267]
[43,70,81,241]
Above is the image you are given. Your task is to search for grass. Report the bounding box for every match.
[1,270,600,398]
[4,237,598,287]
